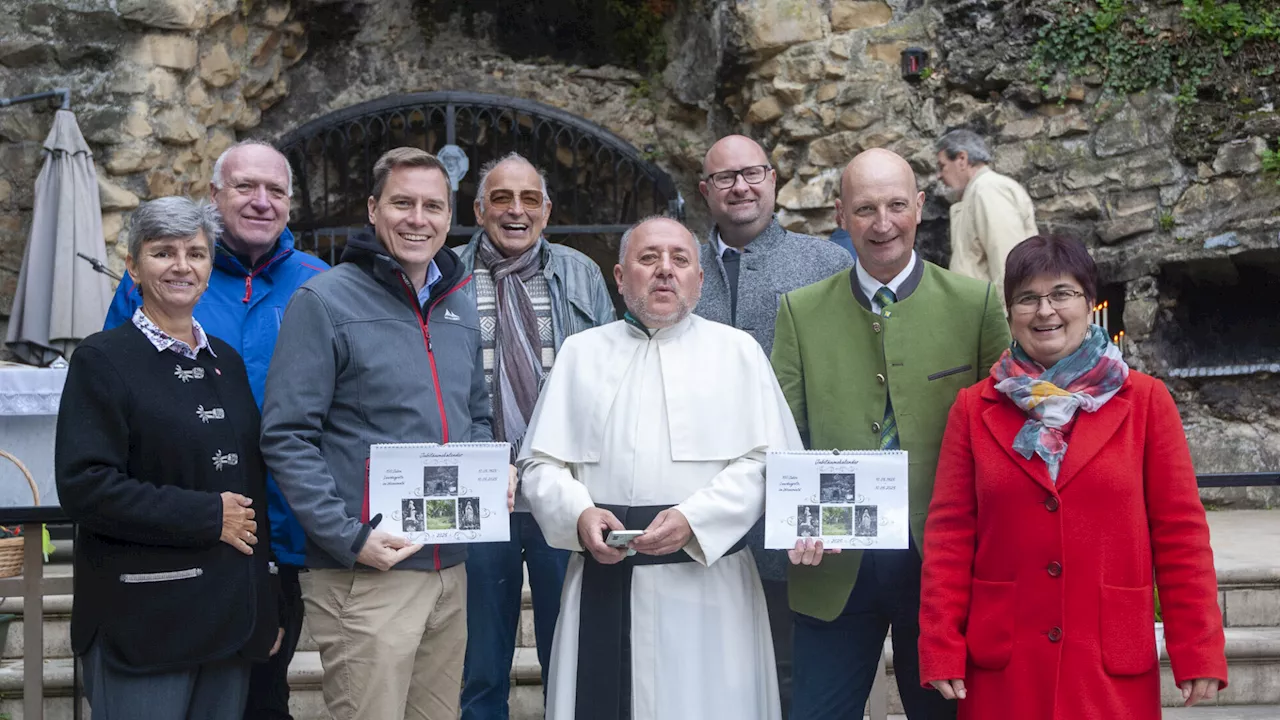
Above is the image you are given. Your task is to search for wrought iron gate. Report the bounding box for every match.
[275,91,685,267]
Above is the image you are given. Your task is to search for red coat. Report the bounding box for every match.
[918,372,1227,720]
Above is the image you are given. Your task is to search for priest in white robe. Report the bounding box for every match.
[519,216,802,720]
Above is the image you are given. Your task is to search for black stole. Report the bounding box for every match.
[575,503,747,720]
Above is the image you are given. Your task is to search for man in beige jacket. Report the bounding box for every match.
[936,129,1037,306]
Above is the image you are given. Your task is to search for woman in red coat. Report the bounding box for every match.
[918,235,1227,719]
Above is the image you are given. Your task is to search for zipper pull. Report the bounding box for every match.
[242,275,252,303]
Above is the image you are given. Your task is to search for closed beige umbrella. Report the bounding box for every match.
[5,109,112,365]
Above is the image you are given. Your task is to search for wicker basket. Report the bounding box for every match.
[0,449,39,579]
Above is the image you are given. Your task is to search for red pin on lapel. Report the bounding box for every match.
[215,368,222,376]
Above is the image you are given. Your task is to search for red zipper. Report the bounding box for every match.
[240,248,290,303]
[399,274,473,440]
[396,272,473,570]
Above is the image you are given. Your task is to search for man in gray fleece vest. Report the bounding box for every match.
[261,147,495,720]
[693,134,853,716]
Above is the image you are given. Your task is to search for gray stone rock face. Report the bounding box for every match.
[1213,137,1267,176]
[663,0,723,109]
[117,0,208,30]
[1096,214,1156,245]
[1124,296,1159,337]
[733,0,823,55]
[1,0,1279,468]
[1108,189,1161,218]
[1120,150,1184,191]
[1038,190,1103,219]
[1094,105,1151,158]
[0,40,57,68]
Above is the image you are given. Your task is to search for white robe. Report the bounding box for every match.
[519,314,803,720]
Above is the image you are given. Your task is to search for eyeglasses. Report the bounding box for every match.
[1011,288,1086,313]
[486,189,544,211]
[705,164,771,190]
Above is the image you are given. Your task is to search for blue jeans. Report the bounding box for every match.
[791,548,956,720]
[461,511,569,720]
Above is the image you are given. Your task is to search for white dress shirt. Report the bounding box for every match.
[715,232,740,258]
[855,251,919,314]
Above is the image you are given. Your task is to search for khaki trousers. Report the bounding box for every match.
[301,564,468,720]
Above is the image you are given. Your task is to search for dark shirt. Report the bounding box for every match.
[226,239,281,272]
[721,247,742,323]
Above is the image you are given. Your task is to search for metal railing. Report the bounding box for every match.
[0,471,1274,720]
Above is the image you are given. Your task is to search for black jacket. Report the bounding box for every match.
[56,323,278,671]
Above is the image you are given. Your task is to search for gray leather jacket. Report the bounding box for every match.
[458,232,617,350]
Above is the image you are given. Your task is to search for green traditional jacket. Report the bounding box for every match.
[771,259,1011,621]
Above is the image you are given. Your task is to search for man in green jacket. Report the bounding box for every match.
[771,148,1009,720]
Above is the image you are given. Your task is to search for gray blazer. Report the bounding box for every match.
[694,217,854,356]
[693,217,853,582]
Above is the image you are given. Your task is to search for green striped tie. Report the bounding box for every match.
[873,287,900,451]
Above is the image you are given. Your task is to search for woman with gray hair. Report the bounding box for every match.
[55,196,281,719]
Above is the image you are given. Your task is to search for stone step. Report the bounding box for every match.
[1217,568,1280,629]
[849,707,1280,712]
[1209,510,1280,630]
[3,510,1273,718]
[864,627,1280,713]
[0,699,1275,720]
[0,596,540,663]
[0,648,539,720]
[1162,707,1280,719]
[0,646,1275,720]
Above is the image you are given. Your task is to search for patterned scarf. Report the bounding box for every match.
[476,233,544,450]
[990,325,1129,481]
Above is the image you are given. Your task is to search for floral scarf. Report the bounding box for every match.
[990,325,1129,481]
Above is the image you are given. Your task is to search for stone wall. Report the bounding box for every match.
[1,0,1277,498]
[702,0,1280,495]
[0,0,301,323]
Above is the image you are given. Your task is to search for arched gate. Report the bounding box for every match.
[275,91,685,277]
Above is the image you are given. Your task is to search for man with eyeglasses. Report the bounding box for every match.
[457,152,616,720]
[693,134,852,715]
[103,139,327,720]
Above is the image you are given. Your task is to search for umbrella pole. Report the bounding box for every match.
[75,252,121,282]
[0,88,70,110]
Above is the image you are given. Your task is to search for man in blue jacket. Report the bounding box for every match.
[103,140,328,720]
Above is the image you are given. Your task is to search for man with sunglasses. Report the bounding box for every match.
[693,134,852,715]
[458,152,616,720]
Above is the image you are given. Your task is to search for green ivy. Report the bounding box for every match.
[1183,0,1280,57]
[607,0,674,74]
[1262,146,1280,186]
[1032,0,1280,103]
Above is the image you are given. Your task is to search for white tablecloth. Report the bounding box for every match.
[0,365,67,507]
[0,365,66,415]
